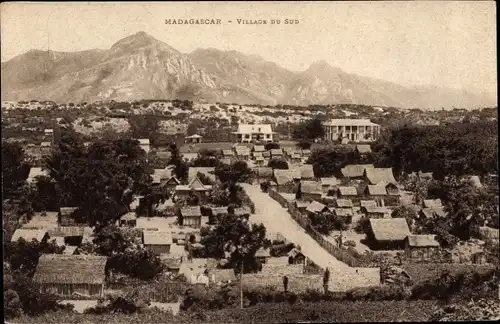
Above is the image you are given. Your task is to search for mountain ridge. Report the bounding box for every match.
[1,31,495,109]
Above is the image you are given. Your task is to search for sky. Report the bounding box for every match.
[1,1,497,95]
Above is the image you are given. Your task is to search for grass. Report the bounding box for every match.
[14,300,439,324]
[402,262,496,284]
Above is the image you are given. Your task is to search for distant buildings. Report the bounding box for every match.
[322,119,380,143]
[232,124,276,143]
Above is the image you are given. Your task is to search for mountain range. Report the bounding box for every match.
[1,31,496,109]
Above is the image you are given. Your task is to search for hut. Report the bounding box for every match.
[367,218,411,250]
[332,208,354,224]
[299,164,315,180]
[234,206,252,220]
[335,199,353,209]
[404,235,440,261]
[273,169,301,193]
[27,167,50,184]
[119,212,137,227]
[287,247,306,265]
[341,164,374,180]
[165,176,181,193]
[295,201,310,212]
[143,231,173,255]
[320,177,338,194]
[33,254,107,297]
[364,168,397,185]
[11,228,49,243]
[336,186,358,200]
[300,181,323,201]
[255,247,272,264]
[301,149,311,158]
[254,167,274,182]
[362,206,391,219]
[210,269,237,285]
[185,134,203,144]
[270,148,284,158]
[360,200,378,208]
[58,207,80,226]
[419,207,446,220]
[180,206,203,228]
[305,201,329,216]
[138,138,151,154]
[175,177,213,202]
[355,144,372,154]
[188,167,216,183]
[253,145,266,153]
[235,146,251,161]
[364,184,387,206]
[422,199,443,209]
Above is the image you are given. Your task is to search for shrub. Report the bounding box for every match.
[344,285,407,301]
[85,290,151,314]
[260,181,270,192]
[264,142,280,150]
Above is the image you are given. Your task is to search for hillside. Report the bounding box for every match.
[1,31,496,109]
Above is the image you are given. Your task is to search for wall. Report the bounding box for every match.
[242,274,323,293]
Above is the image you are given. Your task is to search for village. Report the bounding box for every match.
[3,108,499,323]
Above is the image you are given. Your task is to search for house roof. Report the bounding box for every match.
[27,167,49,182]
[165,176,181,185]
[406,235,440,247]
[11,228,47,242]
[323,119,379,126]
[273,169,300,185]
[363,206,391,214]
[338,186,358,196]
[211,269,237,282]
[235,147,251,156]
[356,144,372,154]
[188,167,216,182]
[181,206,202,217]
[40,142,51,147]
[120,212,137,221]
[211,206,229,215]
[366,185,387,196]
[59,207,78,216]
[369,218,411,241]
[47,226,87,237]
[181,152,199,161]
[187,177,212,190]
[301,181,322,194]
[234,206,252,217]
[418,171,433,179]
[262,151,271,157]
[235,124,274,134]
[423,199,443,209]
[255,247,271,258]
[222,149,234,156]
[299,164,315,178]
[138,138,150,145]
[33,254,107,285]
[320,177,338,186]
[420,207,446,219]
[360,200,378,208]
[253,145,266,152]
[186,134,202,139]
[306,201,327,214]
[156,151,172,160]
[301,149,311,155]
[270,149,283,156]
[295,201,310,209]
[287,247,304,258]
[335,199,353,208]
[341,164,375,178]
[152,169,173,184]
[333,208,354,217]
[364,168,397,185]
[143,231,173,245]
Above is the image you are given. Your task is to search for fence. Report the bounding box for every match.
[268,189,370,268]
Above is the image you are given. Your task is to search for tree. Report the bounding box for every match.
[199,215,266,273]
[297,140,312,150]
[2,142,31,197]
[264,142,280,150]
[309,211,343,235]
[168,143,189,181]
[292,117,325,142]
[5,239,64,275]
[187,123,198,136]
[27,176,59,212]
[127,115,160,141]
[44,126,150,229]
[391,205,417,228]
[268,158,289,170]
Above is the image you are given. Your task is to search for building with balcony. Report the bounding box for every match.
[322,119,380,143]
[232,124,276,143]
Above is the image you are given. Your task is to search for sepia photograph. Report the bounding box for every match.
[1,1,498,323]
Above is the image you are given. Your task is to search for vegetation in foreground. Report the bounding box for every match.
[13,300,439,324]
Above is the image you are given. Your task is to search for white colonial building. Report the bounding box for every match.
[232,124,276,143]
[322,119,380,143]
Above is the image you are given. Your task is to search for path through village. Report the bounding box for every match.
[241,183,378,291]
